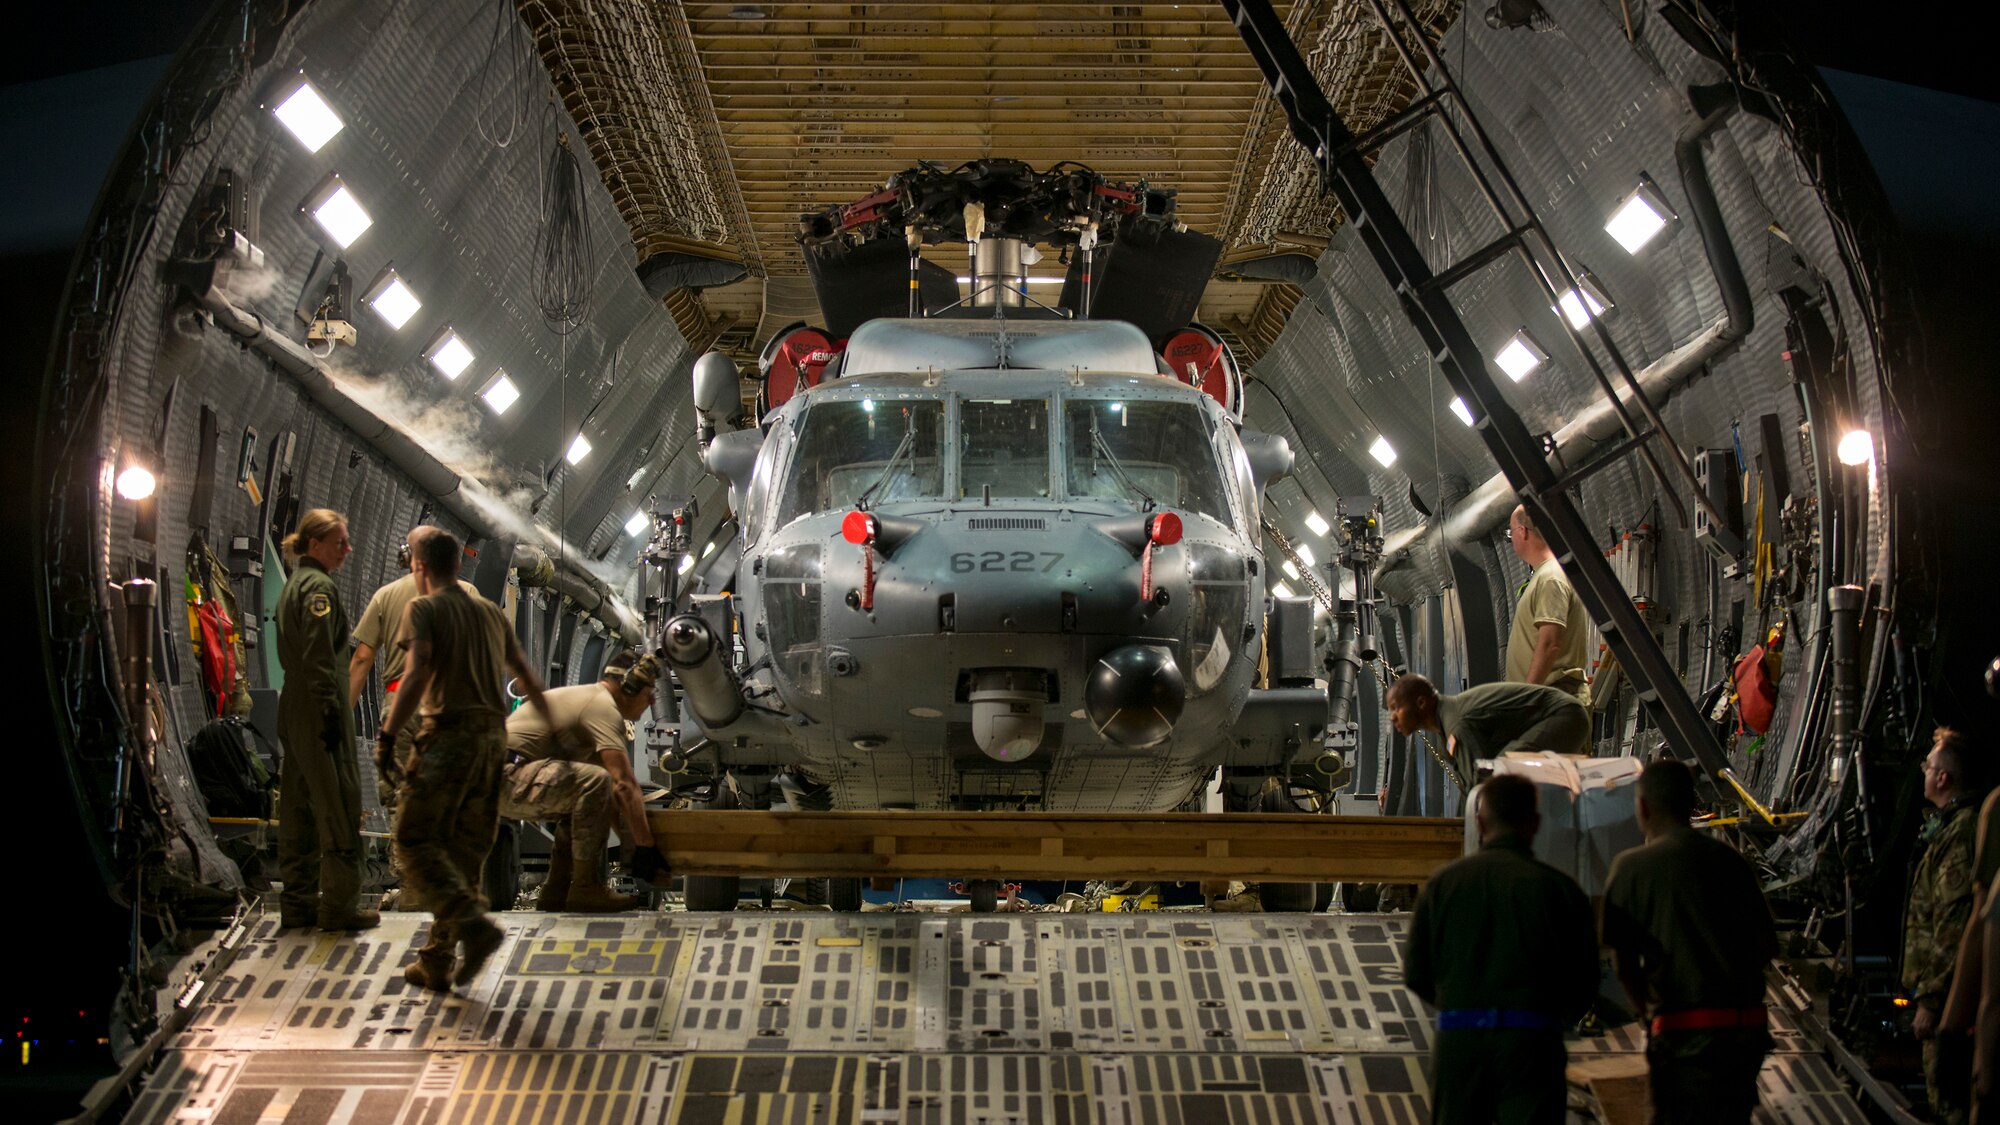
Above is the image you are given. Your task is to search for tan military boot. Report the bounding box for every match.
[403,952,454,992]
[536,850,574,911]
[564,878,639,913]
[453,916,505,986]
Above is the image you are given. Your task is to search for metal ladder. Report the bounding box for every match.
[1222,0,1762,810]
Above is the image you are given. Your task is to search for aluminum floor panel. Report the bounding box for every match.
[129,912,1868,1124]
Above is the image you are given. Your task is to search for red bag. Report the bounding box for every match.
[196,597,238,718]
[1733,644,1778,734]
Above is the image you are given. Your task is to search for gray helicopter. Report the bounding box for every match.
[643,162,1372,910]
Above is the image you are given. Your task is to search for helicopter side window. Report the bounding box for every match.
[777,399,945,525]
[958,399,1051,499]
[1063,399,1231,524]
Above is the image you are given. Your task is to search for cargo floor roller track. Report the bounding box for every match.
[122,911,1864,1124]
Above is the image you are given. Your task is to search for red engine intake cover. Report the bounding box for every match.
[1160,326,1241,418]
[762,325,840,412]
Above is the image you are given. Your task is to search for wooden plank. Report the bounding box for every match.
[649,811,1463,882]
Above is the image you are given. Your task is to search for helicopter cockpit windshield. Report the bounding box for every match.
[959,398,1051,500]
[1065,399,1232,525]
[778,398,946,524]
[774,393,1235,528]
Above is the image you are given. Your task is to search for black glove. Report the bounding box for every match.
[628,844,670,885]
[373,730,402,785]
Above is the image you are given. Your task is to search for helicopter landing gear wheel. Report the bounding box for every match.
[683,782,742,912]
[967,879,1000,913]
[1256,781,1322,913]
[828,877,864,911]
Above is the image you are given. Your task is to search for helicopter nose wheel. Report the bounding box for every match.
[967,879,1001,913]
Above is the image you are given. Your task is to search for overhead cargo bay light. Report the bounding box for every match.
[1368,435,1398,468]
[1271,581,1294,598]
[1294,543,1316,568]
[1304,510,1330,537]
[624,511,650,536]
[426,329,474,380]
[1553,271,1614,329]
[1494,330,1547,382]
[1282,559,1300,579]
[565,434,593,465]
[1604,176,1677,254]
[269,75,343,153]
[300,173,372,248]
[363,268,421,330]
[676,554,696,574]
[1450,396,1476,426]
[479,371,519,414]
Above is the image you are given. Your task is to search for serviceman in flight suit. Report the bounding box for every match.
[1506,504,1590,703]
[377,530,554,992]
[1906,726,1986,1125]
[349,525,478,806]
[1385,673,1590,792]
[1602,760,1777,1125]
[1402,772,1599,1124]
[499,648,671,912]
[274,508,377,931]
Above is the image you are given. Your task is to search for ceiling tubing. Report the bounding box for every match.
[1373,320,1733,600]
[508,544,642,639]
[1371,84,1757,598]
[186,282,642,643]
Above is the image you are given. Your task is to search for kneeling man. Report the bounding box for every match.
[501,648,669,911]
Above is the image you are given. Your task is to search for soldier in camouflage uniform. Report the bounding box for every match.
[274,509,377,931]
[1909,727,1986,1125]
[500,650,671,912]
[349,525,477,808]
[378,530,553,992]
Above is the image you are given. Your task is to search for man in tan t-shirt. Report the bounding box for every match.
[501,649,667,912]
[350,525,478,804]
[378,530,552,992]
[1505,504,1589,703]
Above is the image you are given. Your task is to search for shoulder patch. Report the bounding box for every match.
[308,592,332,618]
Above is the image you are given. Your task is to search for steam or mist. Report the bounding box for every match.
[324,361,513,485]
[223,262,289,305]
[317,360,646,632]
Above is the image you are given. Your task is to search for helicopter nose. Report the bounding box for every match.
[1085,644,1187,748]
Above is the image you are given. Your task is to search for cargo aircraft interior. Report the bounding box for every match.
[8,1,2000,1121]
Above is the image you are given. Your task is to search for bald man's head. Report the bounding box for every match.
[1509,504,1550,565]
[1386,673,1440,736]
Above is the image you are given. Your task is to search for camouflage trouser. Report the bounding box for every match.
[376,689,417,808]
[499,757,615,873]
[393,713,504,961]
[1928,1030,1973,1125]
